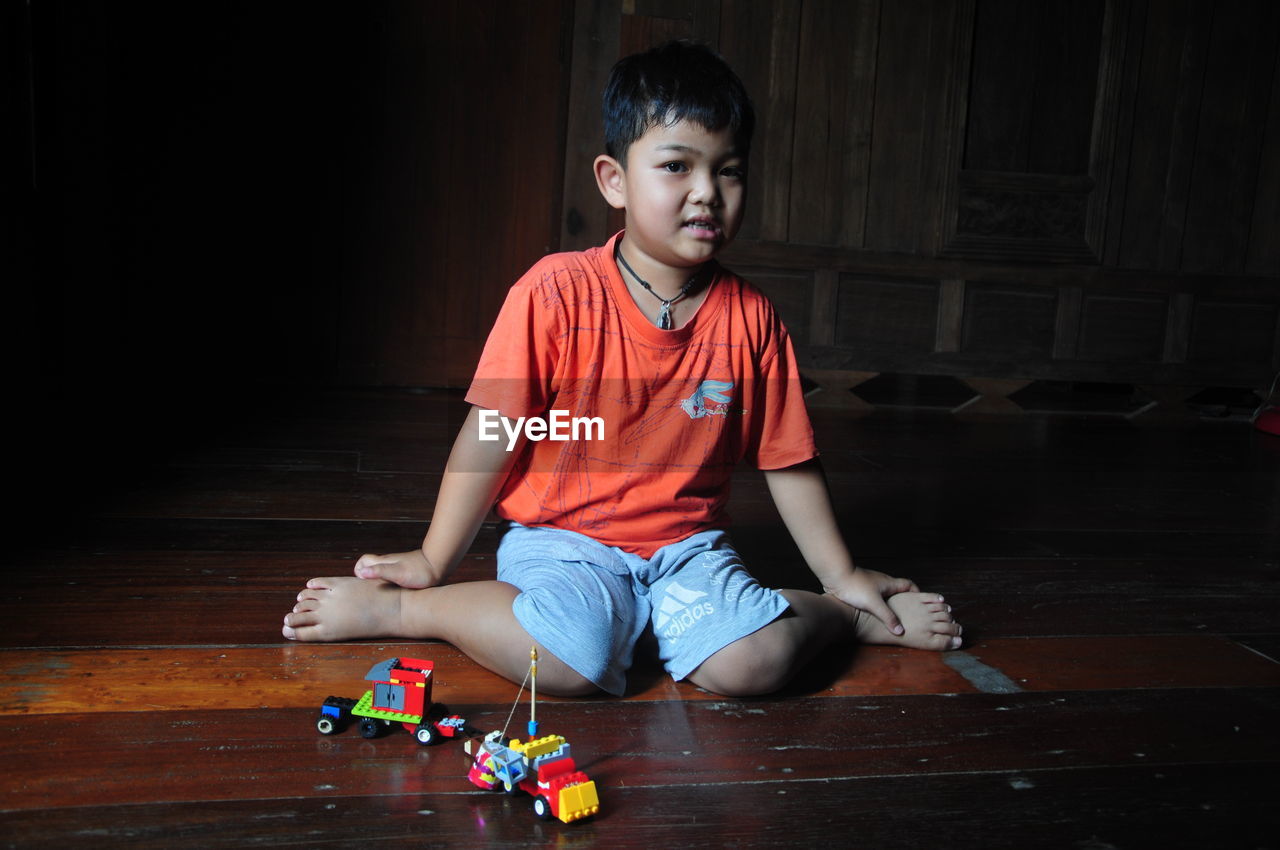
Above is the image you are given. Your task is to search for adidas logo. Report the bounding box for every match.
[655,581,717,640]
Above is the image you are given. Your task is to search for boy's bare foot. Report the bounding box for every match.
[852,591,962,651]
[282,576,406,642]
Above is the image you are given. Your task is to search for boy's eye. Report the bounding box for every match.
[663,161,688,173]
[720,165,745,179]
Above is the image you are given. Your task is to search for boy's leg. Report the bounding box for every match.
[285,577,598,696]
[684,589,960,697]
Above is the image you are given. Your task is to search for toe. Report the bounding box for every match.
[297,586,327,603]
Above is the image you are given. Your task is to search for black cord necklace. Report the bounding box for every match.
[614,243,703,330]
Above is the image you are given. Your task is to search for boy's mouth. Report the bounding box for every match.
[683,217,721,237]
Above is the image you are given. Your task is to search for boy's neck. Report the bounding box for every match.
[614,240,713,330]
[615,243,706,299]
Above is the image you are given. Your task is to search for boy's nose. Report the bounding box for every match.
[689,171,720,205]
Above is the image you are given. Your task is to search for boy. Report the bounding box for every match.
[283,41,960,697]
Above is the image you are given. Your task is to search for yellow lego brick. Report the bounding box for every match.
[508,734,565,759]
[557,780,600,823]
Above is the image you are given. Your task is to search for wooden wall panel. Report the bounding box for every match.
[1179,0,1280,274]
[1189,302,1280,366]
[942,0,1124,263]
[1077,294,1168,363]
[961,284,1058,362]
[963,0,1103,175]
[1246,45,1280,276]
[716,0,1279,397]
[559,0,622,253]
[864,0,962,255]
[835,277,940,356]
[786,0,878,248]
[29,0,1280,408]
[719,0,801,243]
[1112,0,1210,271]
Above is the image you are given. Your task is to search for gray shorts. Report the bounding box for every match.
[496,523,790,696]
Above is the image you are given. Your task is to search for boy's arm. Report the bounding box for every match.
[762,458,915,635]
[354,406,520,587]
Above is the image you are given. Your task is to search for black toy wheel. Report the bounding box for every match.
[316,715,337,735]
[533,796,552,820]
[359,717,382,739]
[414,724,437,746]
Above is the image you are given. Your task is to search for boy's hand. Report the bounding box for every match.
[823,567,919,636]
[353,549,443,589]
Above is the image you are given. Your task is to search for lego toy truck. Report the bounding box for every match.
[316,657,466,745]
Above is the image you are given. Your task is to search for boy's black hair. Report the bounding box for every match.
[602,40,755,165]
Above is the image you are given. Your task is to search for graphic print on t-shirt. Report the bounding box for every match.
[680,379,734,419]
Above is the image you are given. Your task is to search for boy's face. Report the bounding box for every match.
[595,118,746,278]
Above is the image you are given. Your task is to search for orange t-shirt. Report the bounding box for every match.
[465,232,817,558]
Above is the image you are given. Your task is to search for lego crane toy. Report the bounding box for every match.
[465,648,601,824]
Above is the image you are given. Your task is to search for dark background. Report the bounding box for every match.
[8,0,1279,520]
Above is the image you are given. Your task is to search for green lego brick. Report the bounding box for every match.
[348,690,421,724]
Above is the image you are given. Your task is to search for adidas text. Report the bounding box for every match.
[662,602,716,640]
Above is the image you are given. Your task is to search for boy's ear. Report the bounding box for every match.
[593,154,627,210]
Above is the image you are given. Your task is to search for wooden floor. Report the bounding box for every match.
[3,388,1278,848]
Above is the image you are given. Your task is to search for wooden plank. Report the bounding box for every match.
[559,0,622,252]
[834,275,941,353]
[1052,285,1083,360]
[724,237,1280,299]
[1,689,1275,813]
[962,636,1280,692]
[809,268,839,347]
[1162,291,1194,362]
[1100,0,1147,268]
[787,0,878,247]
[1080,0,1129,258]
[9,760,1280,848]
[823,478,1277,534]
[4,635,1275,719]
[7,533,1278,648]
[955,592,1280,638]
[4,378,1279,846]
[0,643,970,716]
[963,0,1035,172]
[1078,289,1177,366]
[718,0,802,243]
[1246,39,1280,275]
[935,278,965,352]
[964,0,1104,175]
[1115,0,1210,270]
[1180,0,1280,273]
[94,468,440,522]
[960,282,1058,359]
[865,0,960,254]
[2,762,1276,848]
[26,517,467,557]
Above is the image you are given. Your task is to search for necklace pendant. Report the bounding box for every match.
[657,305,674,330]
